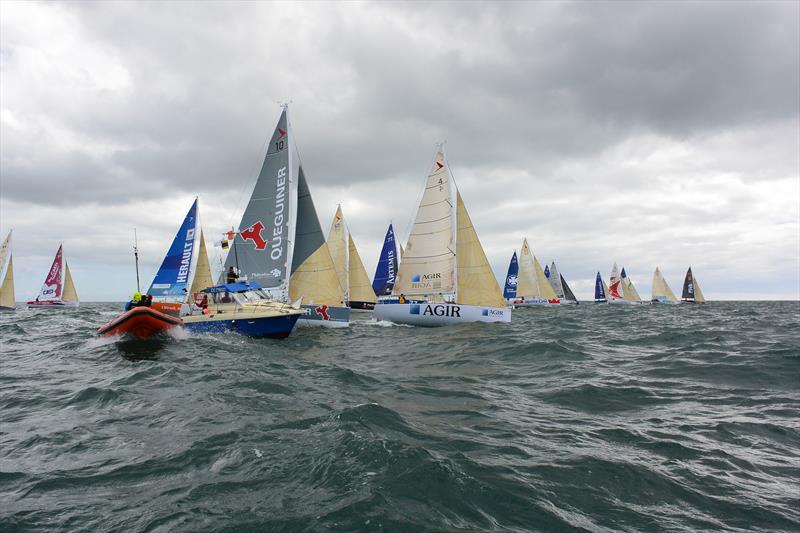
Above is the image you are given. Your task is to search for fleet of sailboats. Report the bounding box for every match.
[2,105,715,332]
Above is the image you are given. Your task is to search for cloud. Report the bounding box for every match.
[1,1,798,300]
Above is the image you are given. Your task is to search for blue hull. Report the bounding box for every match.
[183,313,300,338]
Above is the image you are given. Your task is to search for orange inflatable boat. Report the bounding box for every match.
[98,306,183,339]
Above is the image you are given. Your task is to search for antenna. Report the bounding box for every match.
[133,228,141,293]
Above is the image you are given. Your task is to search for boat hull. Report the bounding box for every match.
[183,312,301,338]
[98,306,183,339]
[609,298,640,305]
[27,300,79,309]
[651,298,679,305]
[296,304,350,328]
[348,301,375,311]
[509,298,559,307]
[373,302,511,327]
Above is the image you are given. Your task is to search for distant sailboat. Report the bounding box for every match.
[607,262,636,305]
[503,251,519,301]
[327,206,377,310]
[681,267,707,303]
[546,262,578,305]
[509,238,559,306]
[372,223,399,297]
[620,267,643,304]
[594,271,608,303]
[0,231,15,311]
[373,147,510,326]
[27,244,79,308]
[651,267,679,304]
[221,106,349,327]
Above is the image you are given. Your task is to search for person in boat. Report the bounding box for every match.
[125,291,142,311]
[226,266,239,284]
[398,293,406,304]
[142,294,153,307]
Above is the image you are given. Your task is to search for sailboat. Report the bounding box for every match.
[221,105,349,327]
[373,148,510,326]
[507,238,559,306]
[0,231,15,311]
[27,244,78,308]
[594,271,608,303]
[546,262,579,304]
[681,267,707,303]
[503,251,519,301]
[606,262,635,305]
[372,223,399,298]
[327,206,377,310]
[620,267,643,304]
[651,266,679,304]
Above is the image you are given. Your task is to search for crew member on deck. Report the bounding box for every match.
[398,293,406,304]
[226,266,238,284]
[125,291,142,311]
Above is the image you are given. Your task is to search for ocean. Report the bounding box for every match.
[1,301,798,531]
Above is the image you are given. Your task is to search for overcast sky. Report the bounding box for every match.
[1,1,798,301]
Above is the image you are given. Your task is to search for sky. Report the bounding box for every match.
[1,1,798,301]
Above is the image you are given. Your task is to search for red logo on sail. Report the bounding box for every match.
[241,221,267,250]
[436,162,444,170]
[609,280,622,299]
[278,128,286,139]
[315,304,330,320]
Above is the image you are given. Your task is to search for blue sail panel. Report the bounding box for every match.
[621,267,628,279]
[148,200,198,297]
[372,224,398,295]
[503,252,519,299]
[544,264,551,278]
[594,272,605,300]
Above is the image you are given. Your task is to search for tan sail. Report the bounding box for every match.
[0,256,15,308]
[348,234,376,304]
[0,231,10,276]
[621,277,639,302]
[393,150,455,297]
[190,229,213,295]
[533,255,558,300]
[694,277,706,303]
[455,192,504,307]
[516,238,542,298]
[327,205,349,299]
[651,267,666,301]
[399,242,405,259]
[602,279,611,299]
[289,242,346,306]
[62,262,79,303]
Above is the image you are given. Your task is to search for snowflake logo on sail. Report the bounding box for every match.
[270,269,282,278]
[506,275,518,287]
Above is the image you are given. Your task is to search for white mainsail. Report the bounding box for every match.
[516,238,542,299]
[393,150,455,298]
[548,262,565,299]
[327,205,349,301]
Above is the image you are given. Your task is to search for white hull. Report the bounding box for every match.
[609,299,641,306]
[27,300,79,309]
[558,299,579,305]
[509,298,559,308]
[651,299,680,305]
[373,302,511,327]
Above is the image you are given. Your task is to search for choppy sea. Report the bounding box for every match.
[1,301,798,532]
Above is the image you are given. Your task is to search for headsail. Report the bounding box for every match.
[534,255,558,300]
[348,234,376,304]
[36,245,64,301]
[190,229,213,295]
[224,108,294,292]
[0,232,14,309]
[561,274,577,302]
[455,192,505,307]
[694,276,706,303]
[62,262,78,303]
[288,166,345,306]
[393,150,455,297]
[516,239,542,298]
[549,262,566,298]
[148,199,198,297]
[503,251,519,299]
[620,267,641,302]
[372,224,398,296]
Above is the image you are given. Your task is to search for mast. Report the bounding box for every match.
[134,228,141,293]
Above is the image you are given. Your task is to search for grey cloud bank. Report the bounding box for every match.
[1,1,798,301]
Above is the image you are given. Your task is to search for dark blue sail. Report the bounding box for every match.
[503,252,519,299]
[594,271,605,301]
[372,224,398,295]
[621,267,628,279]
[148,199,198,297]
[544,264,551,278]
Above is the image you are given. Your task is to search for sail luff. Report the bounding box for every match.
[190,229,213,295]
[348,234,376,304]
[62,262,78,303]
[0,256,15,308]
[455,192,505,307]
